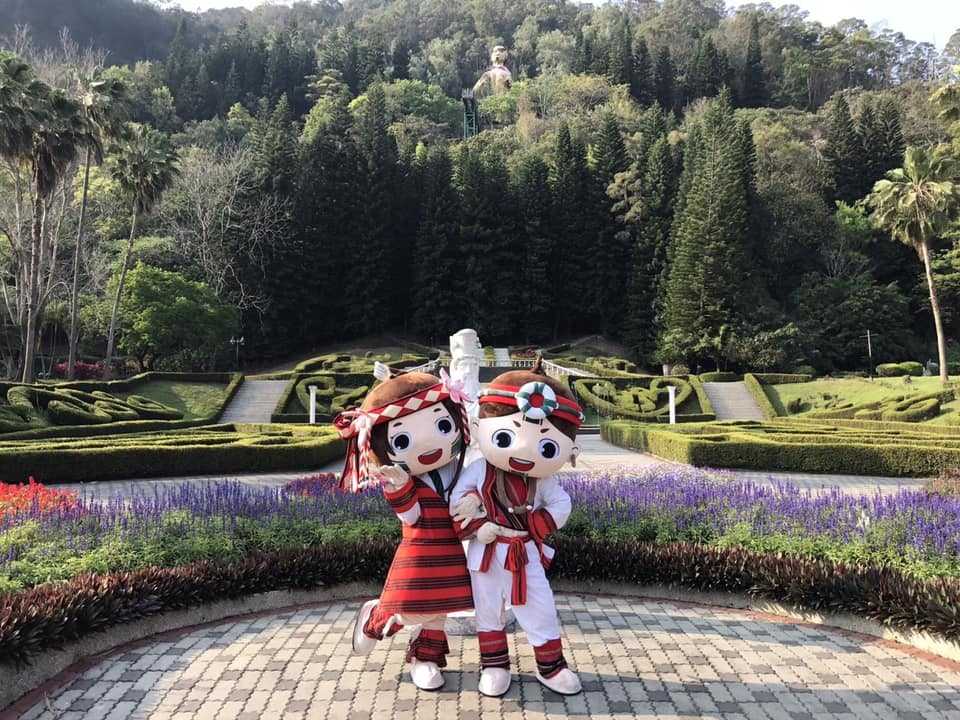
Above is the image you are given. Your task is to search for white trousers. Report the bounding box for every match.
[392,614,446,632]
[470,557,561,647]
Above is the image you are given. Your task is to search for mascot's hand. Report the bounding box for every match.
[476,522,527,545]
[376,465,410,490]
[452,494,485,529]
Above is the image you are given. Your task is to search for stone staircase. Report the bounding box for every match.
[219,380,288,424]
[702,382,765,421]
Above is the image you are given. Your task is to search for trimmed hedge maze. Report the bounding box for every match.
[603,418,960,477]
[272,353,430,423]
[0,373,242,436]
[804,388,956,423]
[0,423,345,484]
[573,376,715,422]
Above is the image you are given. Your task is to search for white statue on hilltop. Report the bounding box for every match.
[449,329,482,420]
[472,46,513,99]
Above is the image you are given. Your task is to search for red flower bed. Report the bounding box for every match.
[51,361,104,380]
[0,478,78,519]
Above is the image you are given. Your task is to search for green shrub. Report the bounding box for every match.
[573,376,709,422]
[123,395,183,420]
[602,419,960,477]
[699,372,740,383]
[752,373,812,385]
[877,361,924,377]
[742,374,778,419]
[0,424,345,484]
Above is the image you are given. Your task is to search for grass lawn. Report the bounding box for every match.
[766,376,958,421]
[135,380,228,420]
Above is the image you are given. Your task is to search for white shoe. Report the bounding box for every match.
[352,599,379,654]
[410,659,444,690]
[536,668,582,695]
[478,667,512,697]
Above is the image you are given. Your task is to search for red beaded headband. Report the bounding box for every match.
[478,380,584,428]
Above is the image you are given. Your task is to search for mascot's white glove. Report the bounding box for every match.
[452,493,485,529]
[476,522,527,545]
[375,465,410,491]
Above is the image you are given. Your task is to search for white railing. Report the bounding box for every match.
[541,359,591,380]
[406,358,441,374]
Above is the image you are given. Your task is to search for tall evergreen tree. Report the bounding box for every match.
[619,135,678,361]
[877,97,905,174]
[687,37,724,102]
[631,37,653,105]
[822,94,862,204]
[742,15,767,107]
[857,101,885,197]
[513,154,554,342]
[296,91,357,341]
[607,17,633,87]
[661,92,752,365]
[654,46,675,112]
[411,146,459,341]
[592,113,630,333]
[551,122,589,335]
[353,82,398,334]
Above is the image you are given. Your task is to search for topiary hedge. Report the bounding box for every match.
[3,537,960,668]
[603,419,960,477]
[699,372,740,383]
[742,374,779,419]
[573,376,713,422]
[0,423,345,484]
[877,361,924,377]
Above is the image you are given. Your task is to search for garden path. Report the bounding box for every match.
[703,382,766,421]
[219,380,289,423]
[58,437,923,500]
[17,594,960,720]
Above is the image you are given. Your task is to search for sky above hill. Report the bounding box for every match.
[174,0,957,49]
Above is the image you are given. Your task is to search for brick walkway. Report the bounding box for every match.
[19,595,960,720]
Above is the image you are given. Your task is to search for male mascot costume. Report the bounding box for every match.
[451,360,584,697]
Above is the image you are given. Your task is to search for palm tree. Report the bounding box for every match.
[866,146,958,384]
[66,73,127,379]
[103,124,179,378]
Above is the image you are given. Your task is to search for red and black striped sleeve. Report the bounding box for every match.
[529,508,557,544]
[384,478,418,513]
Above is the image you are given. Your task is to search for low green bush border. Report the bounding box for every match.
[743,374,778,420]
[602,419,958,477]
[699,372,741,383]
[0,422,343,484]
[0,373,243,441]
[2,537,959,669]
[572,376,715,423]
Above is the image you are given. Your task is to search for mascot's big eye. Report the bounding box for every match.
[436,417,454,435]
[390,432,411,453]
[491,429,515,449]
[539,438,559,459]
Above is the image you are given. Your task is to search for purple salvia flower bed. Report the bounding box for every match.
[1,466,959,569]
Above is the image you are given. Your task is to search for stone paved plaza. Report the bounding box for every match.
[19,595,960,720]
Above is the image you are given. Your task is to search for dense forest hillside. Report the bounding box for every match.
[1,0,959,377]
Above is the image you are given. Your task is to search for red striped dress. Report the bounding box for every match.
[366,476,474,634]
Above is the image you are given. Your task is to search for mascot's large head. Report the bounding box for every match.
[475,360,582,479]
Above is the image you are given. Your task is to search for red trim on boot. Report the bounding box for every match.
[534,638,568,679]
[364,605,404,641]
[478,630,510,670]
[406,629,450,668]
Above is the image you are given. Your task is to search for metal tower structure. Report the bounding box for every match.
[462,89,480,139]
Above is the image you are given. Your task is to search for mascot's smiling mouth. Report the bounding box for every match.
[418,449,443,465]
[509,457,535,472]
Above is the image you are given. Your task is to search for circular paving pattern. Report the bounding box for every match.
[17,594,960,720]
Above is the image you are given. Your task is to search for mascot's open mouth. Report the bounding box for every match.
[509,457,535,472]
[418,449,443,465]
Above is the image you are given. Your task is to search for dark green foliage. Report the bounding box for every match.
[653,46,675,112]
[512,153,554,342]
[661,92,754,364]
[6,535,960,667]
[592,113,630,333]
[411,146,460,340]
[630,37,653,105]
[741,15,767,108]
[550,123,590,335]
[823,94,863,204]
[352,83,399,335]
